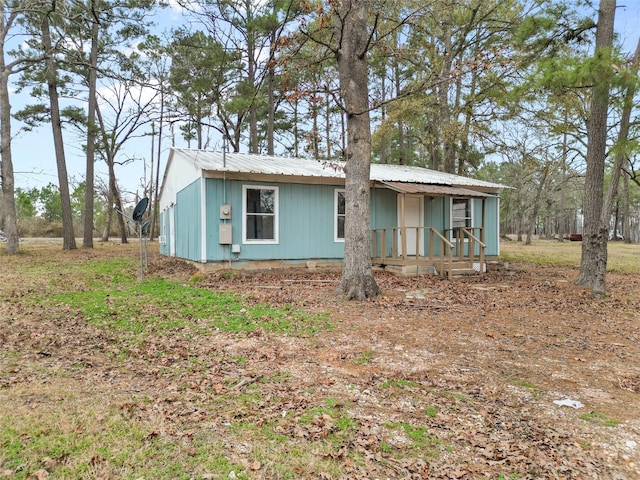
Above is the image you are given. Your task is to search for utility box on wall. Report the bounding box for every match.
[219,224,232,244]
[220,204,231,220]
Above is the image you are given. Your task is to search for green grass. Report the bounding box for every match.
[382,422,443,459]
[0,403,250,480]
[512,380,542,397]
[579,411,622,427]
[500,238,640,273]
[380,378,419,389]
[33,275,331,339]
[352,349,374,365]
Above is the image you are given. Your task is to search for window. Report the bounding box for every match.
[451,198,472,238]
[243,186,278,243]
[335,189,345,242]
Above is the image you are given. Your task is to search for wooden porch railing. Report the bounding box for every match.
[371,226,485,277]
[445,227,486,274]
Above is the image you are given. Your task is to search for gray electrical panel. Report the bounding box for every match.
[219,224,232,244]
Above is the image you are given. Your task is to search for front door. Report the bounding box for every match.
[398,195,424,256]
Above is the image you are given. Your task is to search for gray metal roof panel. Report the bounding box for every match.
[171,148,505,190]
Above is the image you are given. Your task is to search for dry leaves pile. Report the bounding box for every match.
[1,245,639,479]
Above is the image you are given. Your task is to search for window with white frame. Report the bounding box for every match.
[451,198,472,238]
[243,185,278,243]
[335,189,345,242]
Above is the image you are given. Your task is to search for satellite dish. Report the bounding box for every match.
[132,197,149,222]
[141,220,151,236]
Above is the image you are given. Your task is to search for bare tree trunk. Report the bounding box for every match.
[83,0,99,248]
[267,27,275,156]
[325,96,332,159]
[602,37,640,238]
[623,170,631,243]
[0,8,19,254]
[577,0,616,297]
[394,57,404,165]
[292,99,299,157]
[246,0,258,153]
[151,91,164,241]
[526,165,549,245]
[335,0,380,300]
[42,13,76,250]
[558,122,568,242]
[108,159,128,244]
[438,20,456,174]
[101,191,112,242]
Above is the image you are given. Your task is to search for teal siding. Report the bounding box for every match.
[163,177,502,263]
[204,179,345,261]
[425,196,447,255]
[175,180,202,261]
[370,189,398,258]
[371,188,398,229]
[481,196,500,256]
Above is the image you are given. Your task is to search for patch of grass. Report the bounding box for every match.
[299,398,343,424]
[381,378,419,389]
[383,422,443,459]
[512,380,541,396]
[425,405,438,418]
[499,238,640,273]
[33,275,332,339]
[579,411,622,427]
[267,371,292,383]
[0,389,253,480]
[352,349,374,365]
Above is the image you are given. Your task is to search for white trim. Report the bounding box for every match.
[334,189,345,243]
[242,185,279,244]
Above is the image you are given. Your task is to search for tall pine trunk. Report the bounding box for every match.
[0,6,19,254]
[83,0,99,248]
[576,0,616,297]
[42,13,76,250]
[335,0,380,300]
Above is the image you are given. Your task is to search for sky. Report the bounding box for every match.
[7,1,640,205]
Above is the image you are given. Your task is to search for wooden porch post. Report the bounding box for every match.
[481,198,486,245]
[400,194,406,259]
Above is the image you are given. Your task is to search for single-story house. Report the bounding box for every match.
[158,148,506,276]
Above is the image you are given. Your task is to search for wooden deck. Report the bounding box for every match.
[371,226,486,277]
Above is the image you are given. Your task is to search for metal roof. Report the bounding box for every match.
[169,148,505,191]
[379,181,492,197]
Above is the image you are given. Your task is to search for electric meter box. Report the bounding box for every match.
[220,204,231,220]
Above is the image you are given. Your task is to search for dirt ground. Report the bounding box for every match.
[2,243,640,479]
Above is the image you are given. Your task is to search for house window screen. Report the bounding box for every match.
[243,186,278,243]
[335,189,345,241]
[452,198,471,237]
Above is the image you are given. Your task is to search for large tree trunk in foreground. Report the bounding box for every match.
[334,0,380,300]
[576,0,615,298]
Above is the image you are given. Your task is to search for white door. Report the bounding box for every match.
[398,195,423,256]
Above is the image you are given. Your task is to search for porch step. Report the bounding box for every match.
[440,261,483,278]
[445,267,477,277]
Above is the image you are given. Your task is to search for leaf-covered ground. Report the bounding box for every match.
[1,242,639,479]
